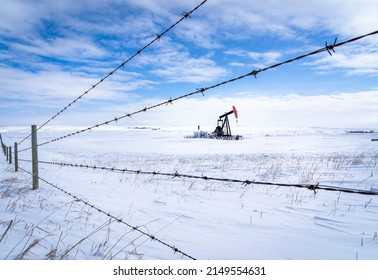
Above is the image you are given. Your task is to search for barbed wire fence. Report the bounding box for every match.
[36,160,378,196]
[16,29,378,153]
[13,166,196,260]
[1,6,378,259]
[1,134,6,156]
[17,0,209,146]
[2,0,211,259]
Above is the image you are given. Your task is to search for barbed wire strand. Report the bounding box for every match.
[16,29,378,152]
[16,165,196,260]
[17,0,209,146]
[37,160,378,196]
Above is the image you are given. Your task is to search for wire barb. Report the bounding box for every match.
[325,37,338,56]
[38,160,378,196]
[197,88,206,96]
[17,166,196,260]
[250,69,260,78]
[307,183,319,194]
[243,180,254,186]
[22,29,378,149]
[182,11,192,18]
[20,0,209,141]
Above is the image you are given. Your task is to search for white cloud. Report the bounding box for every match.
[0,1,41,37]
[2,78,377,129]
[149,54,228,83]
[10,37,107,61]
[60,90,377,129]
[204,0,378,38]
[172,18,223,50]
[225,50,282,69]
[303,45,378,76]
[1,0,378,129]
[135,39,228,83]
[0,65,156,104]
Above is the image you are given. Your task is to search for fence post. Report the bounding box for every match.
[6,146,9,161]
[0,134,4,156]
[9,146,12,164]
[31,125,39,190]
[14,142,18,172]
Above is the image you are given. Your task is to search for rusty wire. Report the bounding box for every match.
[16,165,196,260]
[17,0,209,146]
[14,29,378,152]
[38,160,378,196]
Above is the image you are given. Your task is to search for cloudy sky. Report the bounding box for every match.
[1,0,378,129]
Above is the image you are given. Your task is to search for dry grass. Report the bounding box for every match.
[1,148,377,259]
[0,173,141,260]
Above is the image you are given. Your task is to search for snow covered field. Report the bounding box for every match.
[0,126,377,260]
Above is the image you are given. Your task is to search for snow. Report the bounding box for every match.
[0,125,377,260]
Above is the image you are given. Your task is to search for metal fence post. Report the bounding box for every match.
[6,146,9,161]
[14,142,18,172]
[9,146,12,164]
[31,125,39,190]
[0,134,5,156]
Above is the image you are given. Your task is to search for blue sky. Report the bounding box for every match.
[1,0,378,129]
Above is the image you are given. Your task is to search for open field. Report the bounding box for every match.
[1,126,377,260]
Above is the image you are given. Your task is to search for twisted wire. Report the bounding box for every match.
[38,160,378,196]
[17,0,209,146]
[17,165,196,260]
[16,29,377,151]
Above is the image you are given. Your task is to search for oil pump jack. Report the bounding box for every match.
[187,106,243,140]
[213,106,239,139]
